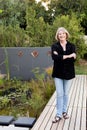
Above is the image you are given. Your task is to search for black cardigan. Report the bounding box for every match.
[51,41,76,80]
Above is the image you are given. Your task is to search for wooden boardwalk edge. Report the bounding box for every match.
[31,75,87,130]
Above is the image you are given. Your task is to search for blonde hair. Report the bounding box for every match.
[55,27,70,41]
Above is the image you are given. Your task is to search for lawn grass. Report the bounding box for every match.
[75,59,87,74]
[75,65,87,74]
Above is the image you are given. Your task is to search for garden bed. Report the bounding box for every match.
[0,68,55,118]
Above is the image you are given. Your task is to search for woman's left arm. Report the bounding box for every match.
[71,44,76,59]
[63,44,76,60]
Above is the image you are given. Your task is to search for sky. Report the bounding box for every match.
[35,0,50,10]
[36,0,41,2]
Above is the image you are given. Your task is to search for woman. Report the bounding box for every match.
[51,27,76,123]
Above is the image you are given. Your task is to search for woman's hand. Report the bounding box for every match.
[63,53,76,59]
[53,51,58,55]
[69,53,76,59]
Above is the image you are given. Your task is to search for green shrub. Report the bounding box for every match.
[0,25,29,47]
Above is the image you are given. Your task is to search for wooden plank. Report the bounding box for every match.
[83,75,86,107]
[45,107,56,130]
[68,78,77,106]
[56,118,65,130]
[31,106,50,130]
[50,119,58,130]
[68,108,77,130]
[31,92,56,130]
[73,75,82,107]
[63,77,79,130]
[39,106,54,130]
[31,75,86,130]
[81,108,86,130]
[62,107,72,130]
[48,107,59,130]
[68,76,82,130]
[69,76,79,108]
[74,75,84,130]
[74,108,82,130]
[78,75,84,107]
[80,75,86,130]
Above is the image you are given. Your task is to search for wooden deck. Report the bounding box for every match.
[31,75,86,130]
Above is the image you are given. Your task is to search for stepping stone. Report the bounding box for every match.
[0,116,14,126]
[14,117,36,128]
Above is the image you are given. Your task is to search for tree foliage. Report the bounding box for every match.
[48,0,87,34]
[0,0,87,59]
[0,0,26,27]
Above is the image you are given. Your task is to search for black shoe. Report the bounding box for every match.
[63,112,69,119]
[52,116,62,123]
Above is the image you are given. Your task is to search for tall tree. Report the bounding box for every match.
[0,0,26,27]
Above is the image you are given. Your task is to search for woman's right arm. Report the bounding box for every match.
[51,45,63,61]
[63,53,76,60]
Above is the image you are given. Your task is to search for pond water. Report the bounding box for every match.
[0,125,28,130]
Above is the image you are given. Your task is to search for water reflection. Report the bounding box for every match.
[0,125,28,130]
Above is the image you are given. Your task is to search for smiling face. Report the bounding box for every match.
[57,31,67,42]
[55,27,70,41]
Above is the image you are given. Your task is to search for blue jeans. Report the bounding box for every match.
[54,78,72,118]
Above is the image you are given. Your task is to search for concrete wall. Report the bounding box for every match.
[0,47,53,80]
